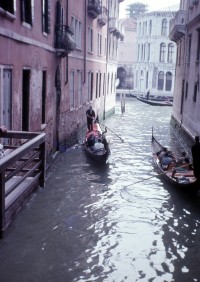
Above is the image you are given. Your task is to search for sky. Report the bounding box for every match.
[119,0,180,18]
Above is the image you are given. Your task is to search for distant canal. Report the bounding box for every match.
[1,97,200,282]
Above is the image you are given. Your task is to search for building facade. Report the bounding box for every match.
[117,18,137,90]
[0,0,124,168]
[169,0,200,144]
[133,11,177,99]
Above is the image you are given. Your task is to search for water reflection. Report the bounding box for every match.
[1,98,200,282]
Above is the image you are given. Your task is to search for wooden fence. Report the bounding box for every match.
[0,131,46,238]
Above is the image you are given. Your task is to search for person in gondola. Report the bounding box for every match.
[87,133,95,148]
[86,106,95,131]
[158,147,175,169]
[191,135,200,180]
[158,147,168,161]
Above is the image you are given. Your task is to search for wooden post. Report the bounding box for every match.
[39,141,46,188]
[0,171,5,238]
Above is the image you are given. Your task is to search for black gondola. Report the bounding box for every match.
[137,95,173,106]
[152,129,199,191]
[85,122,110,164]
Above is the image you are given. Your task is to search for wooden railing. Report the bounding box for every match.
[0,131,46,238]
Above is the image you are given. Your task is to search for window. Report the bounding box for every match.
[158,71,164,90]
[103,73,106,96]
[148,43,150,61]
[99,73,101,97]
[146,71,149,89]
[0,0,14,14]
[70,71,75,109]
[141,44,144,61]
[104,37,107,56]
[165,72,172,91]
[21,0,32,25]
[111,73,113,94]
[168,43,174,63]
[71,17,82,49]
[42,0,50,34]
[185,82,188,99]
[22,70,30,131]
[87,72,93,101]
[88,27,93,52]
[97,33,102,55]
[96,72,99,98]
[161,19,167,36]
[78,71,82,106]
[180,79,185,114]
[149,20,152,35]
[42,70,46,124]
[187,35,192,63]
[65,56,68,84]
[160,43,166,62]
[193,83,198,103]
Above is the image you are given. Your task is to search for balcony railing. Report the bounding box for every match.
[109,18,124,39]
[55,25,76,57]
[0,130,46,238]
[88,0,101,19]
[98,6,108,26]
[169,10,187,43]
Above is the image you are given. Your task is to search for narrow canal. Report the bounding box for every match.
[1,98,200,282]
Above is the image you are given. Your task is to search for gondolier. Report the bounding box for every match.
[86,106,95,131]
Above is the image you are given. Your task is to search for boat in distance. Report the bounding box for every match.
[151,129,199,192]
[84,122,110,164]
[137,95,173,106]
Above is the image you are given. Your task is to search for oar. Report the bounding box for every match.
[123,163,192,188]
[98,121,124,143]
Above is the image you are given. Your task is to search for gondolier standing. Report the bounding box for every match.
[191,135,200,181]
[86,106,95,131]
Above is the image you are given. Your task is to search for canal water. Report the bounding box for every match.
[1,98,200,282]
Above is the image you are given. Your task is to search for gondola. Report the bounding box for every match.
[85,122,110,164]
[137,95,173,106]
[151,129,199,191]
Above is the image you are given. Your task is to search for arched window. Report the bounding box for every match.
[161,19,168,36]
[168,43,174,63]
[145,21,147,35]
[165,72,172,91]
[141,44,144,61]
[158,71,164,90]
[148,43,150,61]
[137,44,140,61]
[146,71,149,89]
[140,70,144,89]
[149,20,152,35]
[160,43,166,62]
